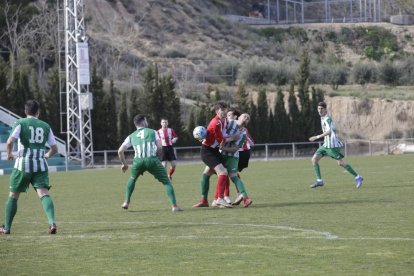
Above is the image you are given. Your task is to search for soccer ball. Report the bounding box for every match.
[193,126,207,140]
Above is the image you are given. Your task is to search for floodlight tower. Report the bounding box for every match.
[61,0,94,167]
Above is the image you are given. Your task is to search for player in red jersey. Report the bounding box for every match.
[192,101,239,208]
[157,119,178,180]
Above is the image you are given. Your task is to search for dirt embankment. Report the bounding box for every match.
[326,97,414,140]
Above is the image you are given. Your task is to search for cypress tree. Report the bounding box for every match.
[288,83,300,141]
[247,99,258,142]
[118,91,129,142]
[91,67,106,150]
[42,67,60,137]
[274,89,290,142]
[268,109,276,142]
[256,87,269,142]
[103,80,119,149]
[236,82,249,112]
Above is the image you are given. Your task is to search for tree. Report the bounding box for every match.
[310,87,325,136]
[287,83,300,141]
[268,109,276,142]
[247,99,258,142]
[0,57,11,108]
[118,91,129,142]
[25,2,58,90]
[235,82,250,113]
[0,2,38,89]
[128,87,140,133]
[274,89,290,142]
[256,87,269,142]
[186,108,197,145]
[141,64,157,123]
[41,66,60,138]
[160,74,183,144]
[91,67,106,150]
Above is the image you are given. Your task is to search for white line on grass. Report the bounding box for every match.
[13,221,414,241]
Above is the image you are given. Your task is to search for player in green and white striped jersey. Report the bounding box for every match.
[309,102,363,189]
[219,113,253,207]
[118,114,182,212]
[1,100,58,235]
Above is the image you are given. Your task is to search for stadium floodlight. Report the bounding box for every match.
[59,0,94,167]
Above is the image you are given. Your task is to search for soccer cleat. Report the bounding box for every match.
[216,198,233,208]
[232,193,243,205]
[310,180,324,188]
[172,206,183,212]
[48,223,57,235]
[192,199,209,208]
[122,201,129,210]
[243,197,253,208]
[0,225,10,235]
[355,175,364,188]
[224,196,232,204]
[211,199,219,207]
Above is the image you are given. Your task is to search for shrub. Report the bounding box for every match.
[352,62,378,85]
[311,64,349,89]
[327,64,349,90]
[161,46,188,58]
[257,27,286,43]
[355,98,372,116]
[378,60,401,85]
[396,55,414,85]
[205,59,240,85]
[238,58,295,85]
[384,130,404,139]
[396,110,408,122]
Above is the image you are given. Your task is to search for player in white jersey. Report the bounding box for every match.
[0,100,58,235]
[157,119,178,180]
[308,102,363,189]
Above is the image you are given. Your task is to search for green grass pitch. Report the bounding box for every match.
[0,155,413,275]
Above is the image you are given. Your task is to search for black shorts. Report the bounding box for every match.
[238,150,251,172]
[161,146,177,161]
[201,145,224,169]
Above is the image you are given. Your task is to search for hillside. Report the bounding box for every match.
[85,0,414,65]
[82,0,414,141]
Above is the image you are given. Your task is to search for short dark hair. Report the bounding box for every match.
[133,114,147,127]
[214,101,228,112]
[318,102,327,109]
[25,100,40,116]
[233,110,241,118]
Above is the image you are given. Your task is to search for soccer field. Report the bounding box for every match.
[0,155,413,275]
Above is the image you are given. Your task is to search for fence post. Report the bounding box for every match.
[292,143,295,160]
[386,140,390,155]
[369,140,372,156]
[104,150,107,168]
[265,144,268,161]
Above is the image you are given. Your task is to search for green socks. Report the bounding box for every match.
[163,183,177,205]
[125,177,136,203]
[313,164,322,179]
[40,195,55,226]
[200,173,210,199]
[4,197,17,230]
[344,164,358,177]
[230,176,247,197]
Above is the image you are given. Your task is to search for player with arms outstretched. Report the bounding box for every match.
[118,114,182,212]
